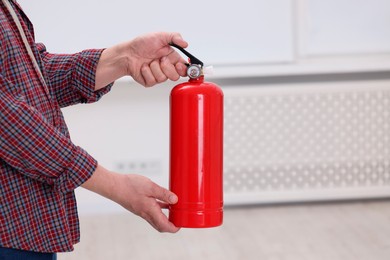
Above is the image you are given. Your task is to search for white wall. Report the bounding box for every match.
[300,0,390,56]
[18,0,294,65]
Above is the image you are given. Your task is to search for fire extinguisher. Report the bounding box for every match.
[169,44,223,228]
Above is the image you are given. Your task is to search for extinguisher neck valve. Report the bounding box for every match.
[189,75,204,83]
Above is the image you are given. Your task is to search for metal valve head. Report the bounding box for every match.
[187,64,202,79]
[170,43,204,79]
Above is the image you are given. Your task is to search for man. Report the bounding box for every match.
[0,0,187,258]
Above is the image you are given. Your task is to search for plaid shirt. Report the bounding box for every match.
[0,1,113,252]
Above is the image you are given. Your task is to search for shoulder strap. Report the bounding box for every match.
[2,0,49,95]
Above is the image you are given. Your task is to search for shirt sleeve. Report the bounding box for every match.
[0,74,96,193]
[35,43,114,108]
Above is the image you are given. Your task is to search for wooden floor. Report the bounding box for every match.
[59,200,390,260]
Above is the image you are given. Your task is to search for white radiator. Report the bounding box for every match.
[223,80,390,205]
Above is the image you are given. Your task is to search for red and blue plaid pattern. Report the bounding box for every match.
[0,1,113,252]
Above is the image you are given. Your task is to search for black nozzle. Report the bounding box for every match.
[170,43,204,67]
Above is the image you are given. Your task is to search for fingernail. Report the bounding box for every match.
[169,194,178,204]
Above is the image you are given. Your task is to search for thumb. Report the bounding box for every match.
[153,184,178,204]
[167,32,188,49]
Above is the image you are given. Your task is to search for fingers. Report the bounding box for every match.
[139,32,188,87]
[160,57,180,81]
[150,60,168,83]
[127,187,179,233]
[151,182,178,205]
[140,64,156,87]
[144,184,180,233]
[146,207,180,233]
[140,57,186,87]
[175,62,188,77]
[110,174,178,233]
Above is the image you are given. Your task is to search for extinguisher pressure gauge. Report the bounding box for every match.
[187,64,202,79]
[170,43,205,79]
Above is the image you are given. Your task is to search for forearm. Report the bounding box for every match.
[95,43,129,91]
[81,164,122,202]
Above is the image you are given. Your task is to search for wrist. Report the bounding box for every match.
[95,44,129,90]
[112,43,132,76]
[82,164,120,201]
[122,39,139,79]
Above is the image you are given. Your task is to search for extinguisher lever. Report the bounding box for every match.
[170,43,204,67]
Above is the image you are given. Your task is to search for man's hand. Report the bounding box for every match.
[126,32,188,87]
[95,32,188,89]
[82,164,180,233]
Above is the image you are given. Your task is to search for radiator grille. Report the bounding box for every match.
[223,81,390,204]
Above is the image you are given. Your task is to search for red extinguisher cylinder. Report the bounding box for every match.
[169,76,224,228]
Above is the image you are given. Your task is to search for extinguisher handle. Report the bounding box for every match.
[170,43,204,67]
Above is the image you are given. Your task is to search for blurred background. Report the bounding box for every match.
[18,0,390,259]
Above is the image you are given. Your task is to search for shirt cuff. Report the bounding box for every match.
[73,49,114,104]
[54,146,97,193]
